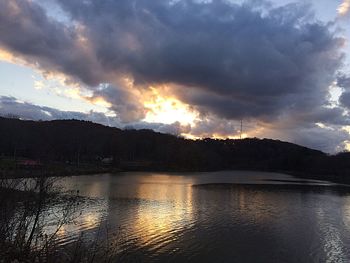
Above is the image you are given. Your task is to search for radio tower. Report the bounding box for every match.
[240,119,243,139]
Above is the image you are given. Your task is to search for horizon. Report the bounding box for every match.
[1,0,350,153]
[0,115,329,154]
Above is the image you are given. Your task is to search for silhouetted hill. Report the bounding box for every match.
[0,117,349,182]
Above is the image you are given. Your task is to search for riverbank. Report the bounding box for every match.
[0,165,120,178]
[2,162,350,186]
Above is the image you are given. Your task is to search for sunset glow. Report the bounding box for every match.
[144,89,198,125]
[338,0,350,16]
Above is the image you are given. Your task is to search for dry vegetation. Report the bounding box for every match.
[0,176,125,263]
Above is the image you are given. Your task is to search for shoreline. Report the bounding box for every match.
[1,166,350,186]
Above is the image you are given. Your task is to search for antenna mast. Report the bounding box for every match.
[240,119,243,139]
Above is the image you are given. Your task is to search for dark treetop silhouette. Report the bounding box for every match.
[0,117,349,182]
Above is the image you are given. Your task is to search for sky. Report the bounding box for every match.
[0,0,350,153]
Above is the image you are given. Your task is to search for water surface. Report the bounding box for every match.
[54,171,350,262]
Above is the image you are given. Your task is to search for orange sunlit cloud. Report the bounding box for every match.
[345,141,350,151]
[62,87,113,110]
[338,0,350,16]
[0,48,28,65]
[212,133,249,140]
[85,96,112,108]
[182,131,249,140]
[183,134,244,140]
[0,48,16,62]
[143,87,199,125]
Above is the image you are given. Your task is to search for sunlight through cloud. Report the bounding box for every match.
[144,88,198,125]
[338,0,350,16]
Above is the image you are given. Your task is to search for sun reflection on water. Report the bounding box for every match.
[343,196,350,230]
[125,175,194,249]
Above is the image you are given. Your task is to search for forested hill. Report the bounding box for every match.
[1,117,350,180]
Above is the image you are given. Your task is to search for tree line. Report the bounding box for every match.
[0,117,349,182]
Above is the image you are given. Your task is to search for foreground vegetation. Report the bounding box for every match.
[0,175,127,262]
[0,176,75,262]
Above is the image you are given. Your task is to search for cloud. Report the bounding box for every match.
[0,96,108,123]
[56,1,346,123]
[0,0,349,151]
[0,0,102,85]
[89,84,146,122]
[124,121,191,135]
[338,75,350,109]
[0,0,344,119]
[340,92,350,109]
[338,0,350,16]
[257,123,350,153]
[188,117,243,139]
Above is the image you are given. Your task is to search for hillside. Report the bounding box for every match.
[0,117,349,181]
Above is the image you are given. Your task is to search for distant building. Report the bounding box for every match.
[101,157,114,165]
[120,160,152,170]
[17,159,42,168]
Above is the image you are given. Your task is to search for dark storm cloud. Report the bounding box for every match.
[0,0,103,86]
[340,91,350,109]
[54,0,344,121]
[337,75,350,89]
[0,0,345,121]
[91,84,146,122]
[338,75,350,109]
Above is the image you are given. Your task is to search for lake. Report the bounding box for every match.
[52,171,350,262]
